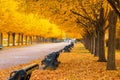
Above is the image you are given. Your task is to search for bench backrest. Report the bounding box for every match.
[9,63,39,80]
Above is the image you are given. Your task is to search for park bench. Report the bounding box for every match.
[63,42,74,52]
[63,45,71,52]
[70,42,74,48]
[41,51,61,70]
[8,63,39,80]
[41,43,74,70]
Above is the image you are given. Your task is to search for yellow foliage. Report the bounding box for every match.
[0,0,18,13]
[0,0,119,39]
[0,0,65,38]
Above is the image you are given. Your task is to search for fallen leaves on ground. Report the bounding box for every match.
[0,43,120,80]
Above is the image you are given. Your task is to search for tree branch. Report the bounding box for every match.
[76,18,88,28]
[107,0,120,17]
[104,25,109,31]
[70,10,97,25]
[70,10,91,20]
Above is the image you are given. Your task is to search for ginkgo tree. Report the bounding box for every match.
[18,0,82,38]
[22,0,120,70]
[0,0,65,46]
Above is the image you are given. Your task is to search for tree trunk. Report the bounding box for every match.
[116,38,120,50]
[18,33,20,46]
[25,35,28,45]
[21,34,24,45]
[91,35,96,54]
[118,38,120,50]
[91,35,94,54]
[97,7,106,62]
[43,37,45,42]
[98,31,106,62]
[12,33,16,46]
[94,32,99,57]
[93,36,96,54]
[0,33,3,46]
[36,36,40,43]
[30,36,32,44]
[83,37,87,49]
[88,37,92,52]
[36,36,37,43]
[107,10,117,70]
[0,33,1,45]
[31,36,33,44]
[84,36,90,50]
[40,37,42,42]
[8,32,10,47]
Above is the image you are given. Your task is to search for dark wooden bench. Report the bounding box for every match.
[8,63,39,80]
[63,42,74,52]
[41,51,61,70]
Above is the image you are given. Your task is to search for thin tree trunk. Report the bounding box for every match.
[31,36,33,44]
[18,33,20,46]
[98,31,107,62]
[85,36,90,50]
[94,32,99,57]
[0,33,3,46]
[92,36,96,54]
[0,33,1,45]
[83,37,86,49]
[12,33,15,46]
[116,38,120,49]
[21,34,24,45]
[43,37,45,42]
[39,37,41,42]
[25,35,28,45]
[36,36,39,43]
[30,36,32,44]
[91,35,95,54]
[94,37,97,56]
[8,32,10,47]
[119,39,120,50]
[88,37,92,52]
[90,37,93,54]
[33,36,35,43]
[107,10,117,70]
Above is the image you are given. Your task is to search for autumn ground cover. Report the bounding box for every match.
[0,42,120,80]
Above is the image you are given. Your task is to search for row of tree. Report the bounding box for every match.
[23,0,120,70]
[0,0,119,70]
[0,32,61,47]
[0,0,65,40]
[74,0,119,70]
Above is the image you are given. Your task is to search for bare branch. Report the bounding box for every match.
[70,10,97,25]
[70,10,90,20]
[104,25,109,31]
[76,18,88,27]
[79,2,92,19]
[107,0,120,17]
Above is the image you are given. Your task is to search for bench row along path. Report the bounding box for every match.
[0,42,68,69]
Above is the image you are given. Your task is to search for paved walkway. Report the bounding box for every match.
[0,42,68,69]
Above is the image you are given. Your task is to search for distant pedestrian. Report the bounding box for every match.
[68,39,72,44]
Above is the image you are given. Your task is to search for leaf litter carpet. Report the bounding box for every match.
[0,43,120,80]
